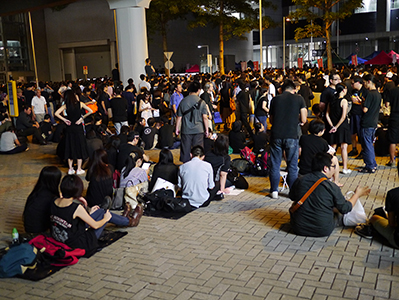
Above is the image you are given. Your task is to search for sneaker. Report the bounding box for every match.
[271,191,279,199]
[342,169,352,175]
[76,169,85,175]
[68,169,75,175]
[386,160,395,167]
[348,149,359,156]
[354,223,373,239]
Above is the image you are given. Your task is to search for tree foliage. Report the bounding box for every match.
[288,0,363,70]
[190,0,276,74]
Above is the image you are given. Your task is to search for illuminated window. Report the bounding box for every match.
[392,0,399,9]
[355,0,377,13]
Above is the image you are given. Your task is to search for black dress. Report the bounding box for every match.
[149,163,179,191]
[65,102,88,160]
[329,98,351,145]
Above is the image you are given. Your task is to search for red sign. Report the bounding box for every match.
[351,55,358,66]
[298,58,303,69]
[253,61,259,71]
[317,58,323,68]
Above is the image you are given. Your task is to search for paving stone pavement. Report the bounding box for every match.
[0,143,399,299]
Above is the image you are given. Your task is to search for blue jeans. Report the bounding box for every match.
[360,127,377,170]
[114,121,128,135]
[269,138,299,193]
[256,115,267,130]
[90,209,129,238]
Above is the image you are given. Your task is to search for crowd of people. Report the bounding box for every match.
[2,60,399,250]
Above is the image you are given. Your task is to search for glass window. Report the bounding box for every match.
[355,0,377,13]
[392,0,399,9]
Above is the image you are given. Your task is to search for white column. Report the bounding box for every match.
[107,0,151,85]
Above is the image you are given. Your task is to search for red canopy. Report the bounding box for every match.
[365,50,392,65]
[388,50,399,62]
[185,64,200,73]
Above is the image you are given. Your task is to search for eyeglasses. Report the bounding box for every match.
[330,164,336,169]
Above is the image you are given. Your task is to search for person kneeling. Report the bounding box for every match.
[289,152,370,237]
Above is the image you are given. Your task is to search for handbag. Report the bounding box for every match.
[151,178,177,197]
[342,197,367,226]
[112,180,149,210]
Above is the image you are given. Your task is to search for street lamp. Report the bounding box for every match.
[259,0,263,77]
[282,17,290,72]
[198,45,210,73]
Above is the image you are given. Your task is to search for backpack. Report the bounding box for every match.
[231,158,251,173]
[240,146,256,164]
[0,243,38,278]
[29,235,85,267]
[251,149,270,177]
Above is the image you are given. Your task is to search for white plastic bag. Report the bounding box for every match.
[343,192,367,226]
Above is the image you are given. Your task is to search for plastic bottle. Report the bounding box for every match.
[12,228,19,244]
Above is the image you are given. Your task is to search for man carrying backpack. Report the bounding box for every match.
[175,81,209,163]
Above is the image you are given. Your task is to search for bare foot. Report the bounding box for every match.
[335,182,344,187]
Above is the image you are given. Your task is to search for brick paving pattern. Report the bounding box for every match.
[0,143,398,299]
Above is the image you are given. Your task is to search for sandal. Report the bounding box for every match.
[358,167,376,173]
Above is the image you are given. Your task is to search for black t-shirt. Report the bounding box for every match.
[23,90,35,106]
[204,137,214,154]
[298,134,329,175]
[229,130,246,153]
[361,90,381,128]
[237,90,250,114]
[270,91,306,140]
[253,132,268,154]
[117,143,144,171]
[149,163,179,191]
[110,97,128,122]
[255,95,268,117]
[142,127,159,150]
[351,86,368,115]
[204,152,231,182]
[320,86,335,115]
[387,87,399,114]
[385,187,399,246]
[86,171,114,208]
[158,124,174,148]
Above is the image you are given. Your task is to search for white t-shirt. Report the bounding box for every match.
[0,132,17,152]
[31,96,47,114]
[267,83,276,109]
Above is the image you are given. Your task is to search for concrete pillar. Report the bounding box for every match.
[107,0,151,86]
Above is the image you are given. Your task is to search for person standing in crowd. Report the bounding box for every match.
[170,83,183,125]
[55,90,93,175]
[349,76,368,158]
[269,80,307,199]
[23,83,36,107]
[139,90,153,125]
[110,87,128,135]
[326,83,352,174]
[175,81,209,163]
[122,85,137,126]
[385,82,399,166]
[358,74,381,173]
[139,74,151,91]
[145,58,156,77]
[236,81,253,138]
[31,89,48,123]
[96,84,110,126]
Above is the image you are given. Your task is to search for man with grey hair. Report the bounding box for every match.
[31,89,48,123]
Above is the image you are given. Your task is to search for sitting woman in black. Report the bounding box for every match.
[104,135,121,170]
[23,166,62,234]
[149,148,179,191]
[229,120,246,154]
[252,122,268,155]
[85,149,114,208]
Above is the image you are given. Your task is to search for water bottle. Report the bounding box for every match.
[12,228,19,244]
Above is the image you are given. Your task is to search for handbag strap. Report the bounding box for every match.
[289,177,327,214]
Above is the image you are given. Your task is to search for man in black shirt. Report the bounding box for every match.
[142,118,159,150]
[110,87,128,135]
[16,106,46,145]
[116,131,148,171]
[290,152,369,237]
[157,117,174,149]
[269,80,307,199]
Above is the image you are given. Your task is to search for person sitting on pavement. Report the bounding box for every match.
[0,126,28,154]
[117,131,149,172]
[178,145,215,209]
[40,114,54,142]
[149,148,179,192]
[298,119,342,186]
[16,105,47,145]
[228,120,246,154]
[119,150,149,188]
[23,166,62,234]
[289,152,370,237]
[355,167,399,247]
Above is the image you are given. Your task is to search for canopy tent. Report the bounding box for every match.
[365,50,392,65]
[185,64,200,73]
[312,53,350,66]
[388,50,399,62]
[346,53,367,65]
[363,51,380,61]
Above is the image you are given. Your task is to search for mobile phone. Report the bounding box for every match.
[142,162,151,170]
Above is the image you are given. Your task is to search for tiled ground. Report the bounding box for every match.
[0,143,398,299]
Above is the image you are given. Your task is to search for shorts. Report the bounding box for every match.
[350,114,361,135]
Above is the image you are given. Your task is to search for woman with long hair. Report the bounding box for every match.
[23,166,62,233]
[55,89,93,175]
[120,150,149,188]
[149,148,179,191]
[326,83,352,174]
[85,149,113,208]
[139,90,154,125]
[50,175,142,256]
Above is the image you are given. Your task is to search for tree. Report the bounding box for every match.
[288,0,363,71]
[146,0,196,74]
[190,0,275,74]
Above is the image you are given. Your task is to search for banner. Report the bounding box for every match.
[317,58,323,68]
[253,61,259,71]
[351,55,358,66]
[298,58,303,69]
